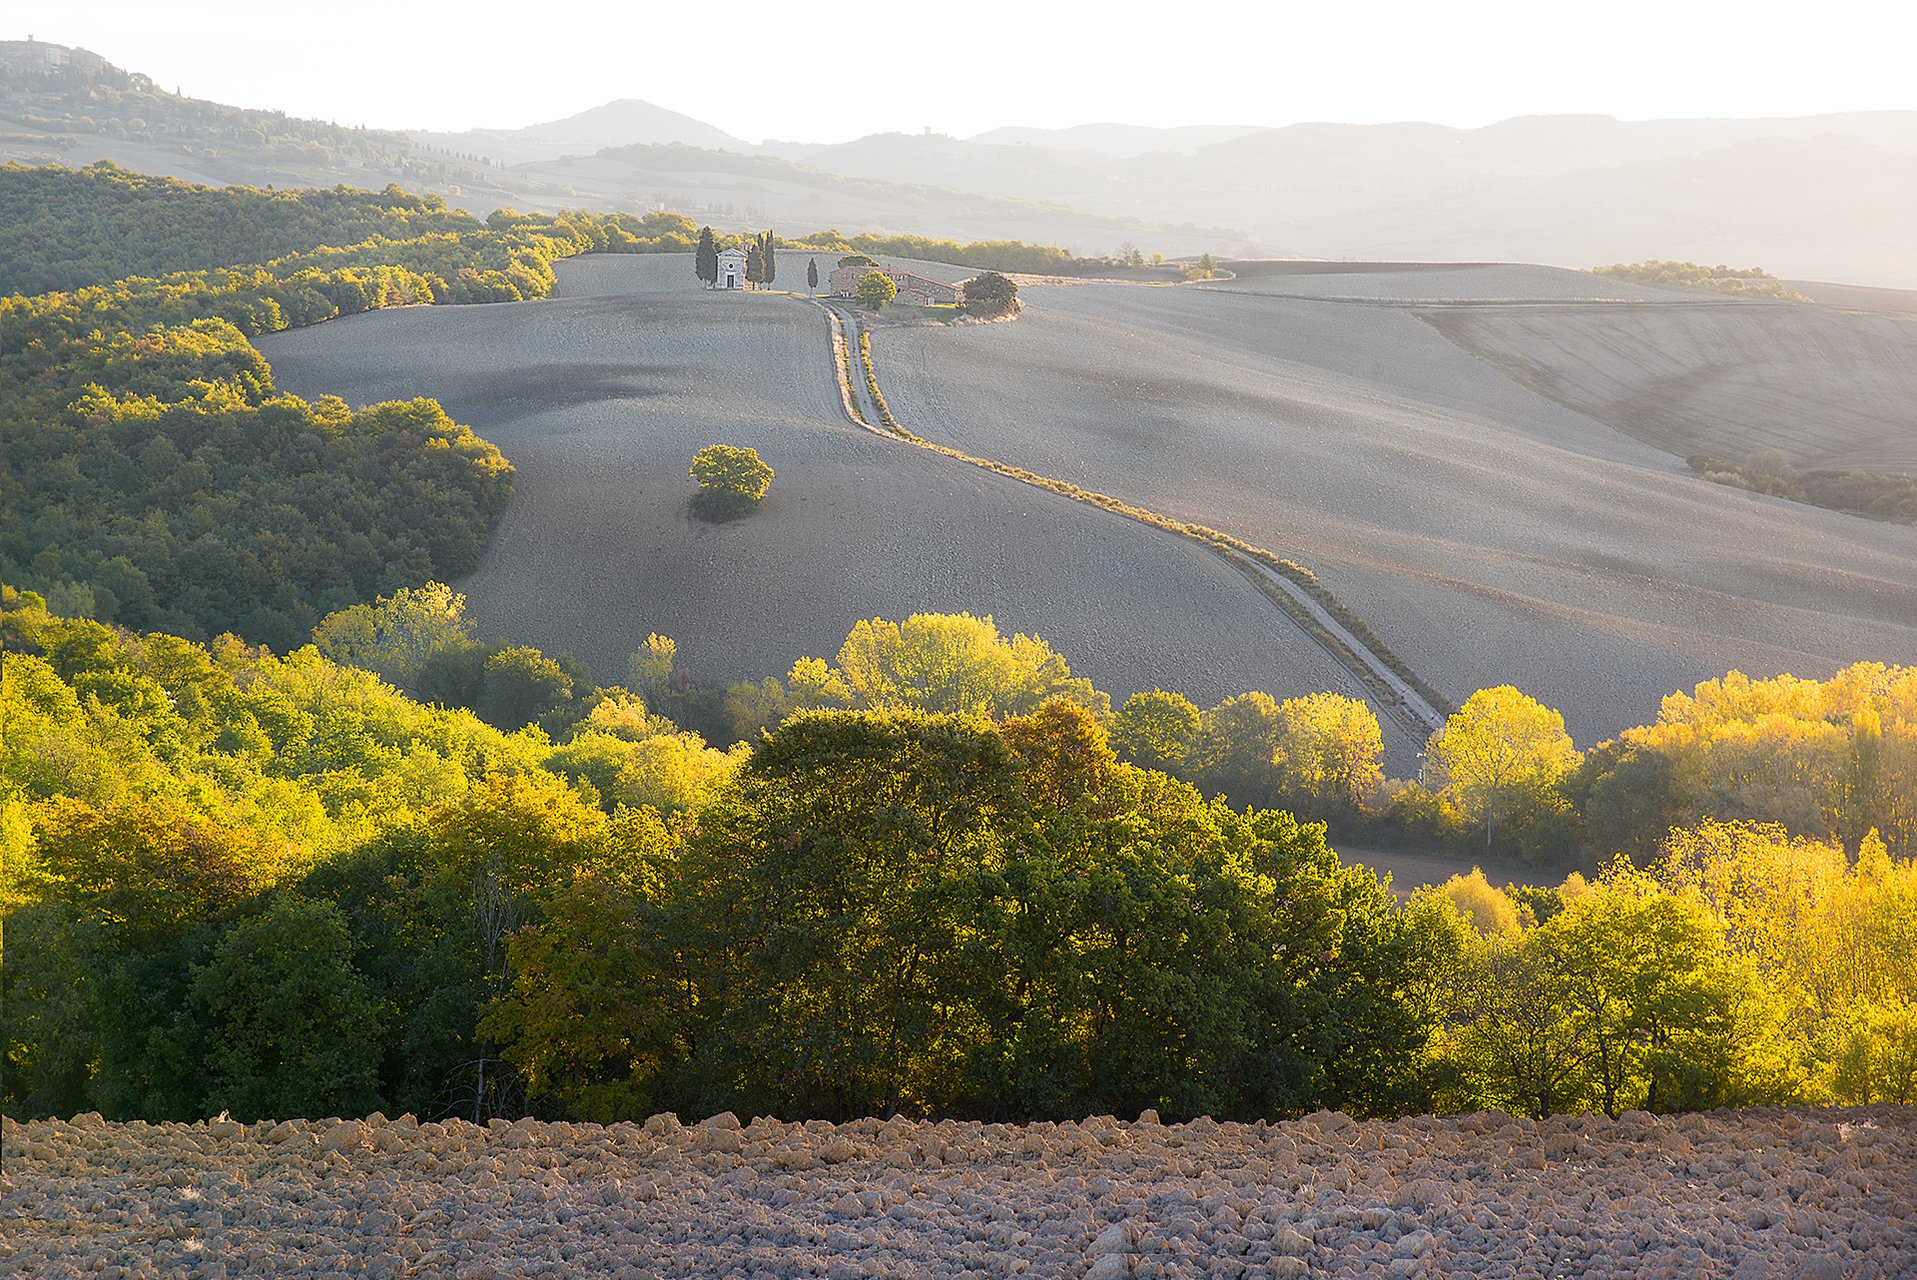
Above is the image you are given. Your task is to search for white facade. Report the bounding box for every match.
[714,247,748,290]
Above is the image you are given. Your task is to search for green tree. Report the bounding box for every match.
[1189,693,1283,806]
[311,581,471,691]
[1424,686,1581,853]
[745,242,764,286]
[478,645,577,731]
[1445,929,1591,1119]
[187,895,386,1122]
[480,877,687,1122]
[758,230,776,287]
[856,270,897,310]
[807,257,820,293]
[695,225,718,286]
[962,270,1018,318]
[678,710,1019,1117]
[1110,689,1201,772]
[689,444,775,520]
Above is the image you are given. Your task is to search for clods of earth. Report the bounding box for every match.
[4,1105,1912,1279]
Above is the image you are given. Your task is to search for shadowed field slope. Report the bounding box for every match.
[259,256,1383,731]
[873,279,1917,746]
[1425,301,1917,471]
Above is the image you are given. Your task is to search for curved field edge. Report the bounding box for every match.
[831,301,1456,729]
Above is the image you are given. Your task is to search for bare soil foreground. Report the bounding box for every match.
[6,1108,1912,1280]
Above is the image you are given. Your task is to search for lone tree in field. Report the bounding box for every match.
[689,444,774,520]
[807,257,820,293]
[856,270,897,310]
[962,270,1018,318]
[695,226,718,287]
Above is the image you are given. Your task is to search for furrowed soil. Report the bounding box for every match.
[7,1108,1912,1279]
[873,268,1917,746]
[258,257,1373,726]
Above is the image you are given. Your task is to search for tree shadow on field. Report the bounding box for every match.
[690,490,763,523]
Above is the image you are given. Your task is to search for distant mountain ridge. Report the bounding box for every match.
[411,99,750,165]
[966,123,1264,156]
[4,41,1915,284]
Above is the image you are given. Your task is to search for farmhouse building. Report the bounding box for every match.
[828,263,964,306]
[714,247,749,290]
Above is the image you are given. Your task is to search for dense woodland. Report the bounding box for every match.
[0,163,483,295]
[5,587,1913,1128]
[0,54,524,203]
[0,164,706,649]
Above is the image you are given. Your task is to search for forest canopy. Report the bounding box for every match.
[5,590,1913,1128]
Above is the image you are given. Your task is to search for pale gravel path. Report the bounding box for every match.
[6,1108,1911,1280]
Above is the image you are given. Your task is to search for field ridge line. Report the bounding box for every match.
[822,301,1455,732]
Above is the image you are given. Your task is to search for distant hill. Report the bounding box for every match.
[0,40,562,218]
[0,46,1243,257]
[966,122,1263,156]
[411,99,749,165]
[6,41,1914,282]
[767,112,1917,286]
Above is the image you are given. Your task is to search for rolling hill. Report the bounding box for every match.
[870,264,1917,746]
[256,255,1397,753]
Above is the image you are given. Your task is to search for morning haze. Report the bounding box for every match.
[3,19,1916,1280]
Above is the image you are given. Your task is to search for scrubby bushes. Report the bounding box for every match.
[1591,260,1810,302]
[961,270,1018,318]
[1689,452,1917,526]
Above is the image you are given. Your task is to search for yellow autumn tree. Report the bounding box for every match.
[1423,686,1581,854]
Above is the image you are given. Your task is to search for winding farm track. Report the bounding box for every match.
[258,256,1384,742]
[825,300,1451,740]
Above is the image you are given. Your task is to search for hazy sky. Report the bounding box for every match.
[14,1,1916,142]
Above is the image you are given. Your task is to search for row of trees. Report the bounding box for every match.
[6,592,1912,1124]
[299,592,1917,876]
[1690,451,1917,526]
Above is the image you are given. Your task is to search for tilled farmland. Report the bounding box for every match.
[874,272,1917,745]
[257,257,1380,730]
[5,1106,1912,1279]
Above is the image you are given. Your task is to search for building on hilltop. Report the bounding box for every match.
[714,246,748,290]
[827,263,963,306]
[0,39,108,77]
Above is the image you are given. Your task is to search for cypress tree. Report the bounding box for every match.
[695,226,718,287]
[759,230,777,287]
[746,243,764,286]
[807,257,819,293]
